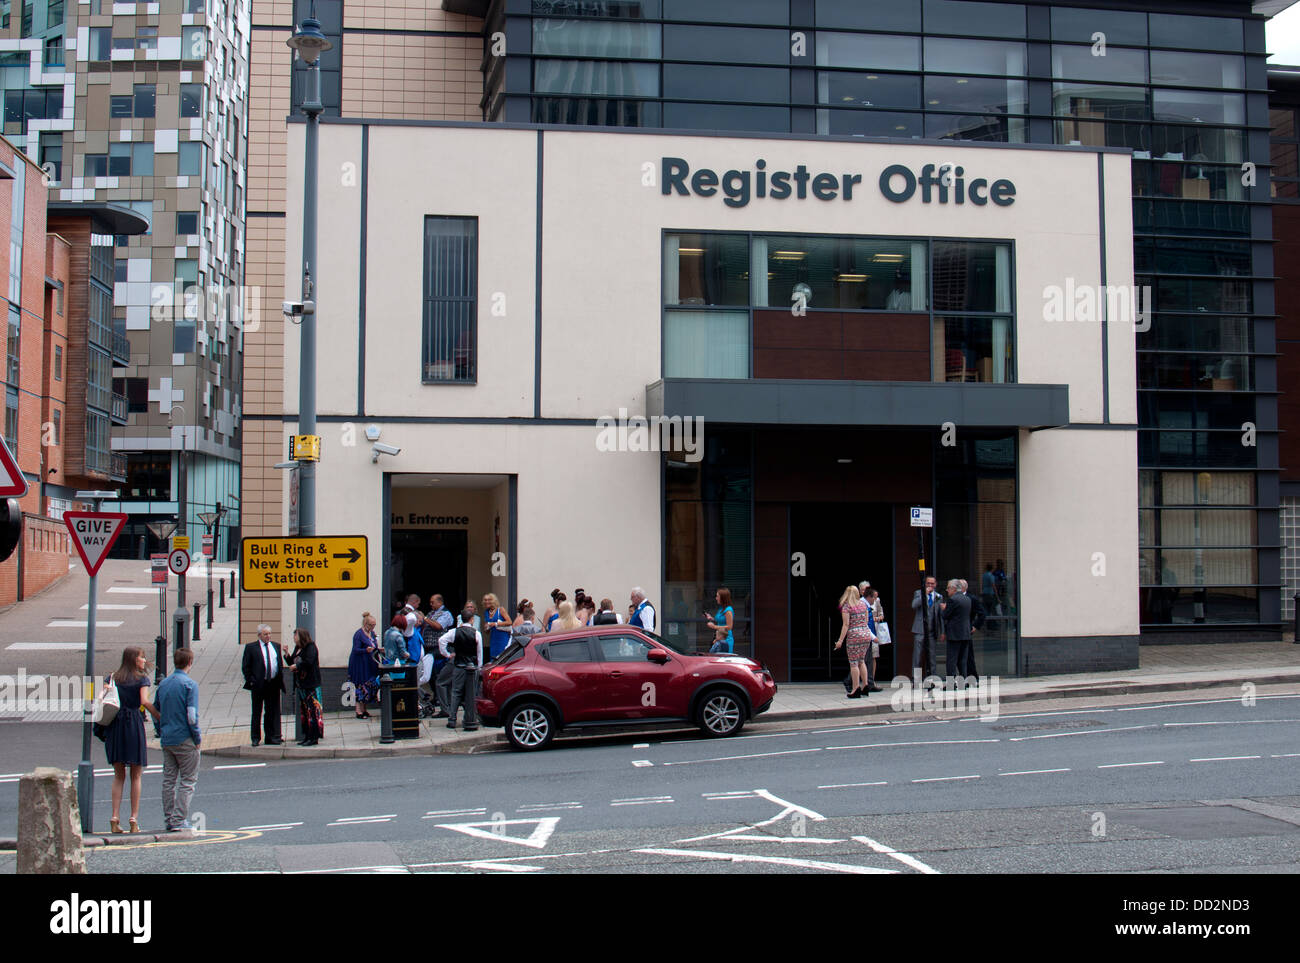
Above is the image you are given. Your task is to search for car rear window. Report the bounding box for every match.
[487,640,528,668]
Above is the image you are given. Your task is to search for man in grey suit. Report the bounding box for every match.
[911,576,942,680]
[941,579,973,686]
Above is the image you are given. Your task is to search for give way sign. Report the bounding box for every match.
[0,434,27,498]
[64,512,128,577]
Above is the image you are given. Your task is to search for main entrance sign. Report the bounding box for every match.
[661,157,1016,208]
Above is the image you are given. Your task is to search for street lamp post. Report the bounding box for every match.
[198,505,226,629]
[287,14,331,743]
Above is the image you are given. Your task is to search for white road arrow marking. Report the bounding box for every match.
[636,848,895,874]
[435,816,560,850]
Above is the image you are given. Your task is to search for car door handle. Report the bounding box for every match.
[609,670,623,678]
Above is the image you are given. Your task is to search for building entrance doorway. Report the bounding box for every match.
[388,530,468,618]
[788,502,895,682]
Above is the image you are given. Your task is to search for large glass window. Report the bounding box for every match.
[663,102,790,133]
[924,38,1025,77]
[534,59,658,97]
[818,71,920,110]
[664,65,788,105]
[923,0,1025,39]
[816,0,920,32]
[924,75,1026,115]
[1050,7,1147,46]
[760,235,926,311]
[532,19,660,58]
[663,25,789,65]
[663,233,748,307]
[1149,13,1244,53]
[816,32,921,72]
[1150,52,1244,90]
[664,0,786,23]
[1052,44,1147,84]
[422,217,477,384]
[180,83,203,118]
[931,241,1011,313]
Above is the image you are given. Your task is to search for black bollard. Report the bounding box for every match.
[192,602,201,640]
[153,635,166,686]
[219,580,225,608]
[229,572,236,599]
[379,673,394,744]
[207,589,214,629]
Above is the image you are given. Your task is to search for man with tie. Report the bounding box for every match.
[910,576,942,681]
[241,623,286,746]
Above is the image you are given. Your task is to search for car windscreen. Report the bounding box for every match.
[636,627,690,655]
[487,639,528,668]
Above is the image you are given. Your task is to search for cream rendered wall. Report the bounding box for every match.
[1018,428,1140,637]
[288,424,660,665]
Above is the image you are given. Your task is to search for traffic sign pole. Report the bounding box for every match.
[65,500,127,834]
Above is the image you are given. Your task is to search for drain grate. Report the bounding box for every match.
[991,719,1107,732]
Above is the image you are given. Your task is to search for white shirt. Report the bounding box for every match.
[633,601,655,634]
[438,627,483,668]
[401,605,418,639]
[261,640,278,675]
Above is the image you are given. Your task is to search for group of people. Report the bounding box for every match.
[345,585,673,728]
[910,575,989,686]
[95,646,202,834]
[836,575,991,698]
[239,624,324,746]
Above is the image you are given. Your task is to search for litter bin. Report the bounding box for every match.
[385,663,419,739]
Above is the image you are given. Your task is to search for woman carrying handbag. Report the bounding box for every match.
[288,627,323,746]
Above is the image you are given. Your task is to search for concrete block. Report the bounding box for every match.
[17,768,86,874]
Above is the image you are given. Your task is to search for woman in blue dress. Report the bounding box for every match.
[347,611,380,718]
[104,647,159,833]
[482,593,512,660]
[707,587,735,654]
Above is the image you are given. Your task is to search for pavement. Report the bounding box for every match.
[3,558,1299,760]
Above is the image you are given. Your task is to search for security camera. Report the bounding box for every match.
[371,442,401,463]
[281,299,315,322]
[364,424,382,442]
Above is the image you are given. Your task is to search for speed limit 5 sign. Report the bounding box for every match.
[167,548,191,575]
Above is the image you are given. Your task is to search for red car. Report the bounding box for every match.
[477,625,777,751]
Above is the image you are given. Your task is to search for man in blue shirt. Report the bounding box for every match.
[155,647,202,833]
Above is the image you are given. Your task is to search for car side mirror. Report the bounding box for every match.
[647,649,669,664]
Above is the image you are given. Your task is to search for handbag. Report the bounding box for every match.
[876,622,892,646]
[92,675,120,726]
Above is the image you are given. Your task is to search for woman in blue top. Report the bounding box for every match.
[706,587,735,654]
[483,593,512,660]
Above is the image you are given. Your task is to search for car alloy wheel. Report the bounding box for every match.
[699,691,743,737]
[507,704,554,750]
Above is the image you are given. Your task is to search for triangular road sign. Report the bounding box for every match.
[0,434,27,498]
[434,817,559,850]
[64,512,128,576]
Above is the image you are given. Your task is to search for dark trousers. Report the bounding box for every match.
[250,682,282,741]
[448,664,478,727]
[945,640,972,683]
[913,633,935,678]
[435,661,454,714]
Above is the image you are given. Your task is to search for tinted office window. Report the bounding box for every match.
[816,0,921,32]
[180,84,203,118]
[134,84,155,117]
[1149,52,1245,90]
[924,38,1025,76]
[422,217,477,384]
[664,25,789,65]
[534,60,659,97]
[110,95,133,118]
[664,65,789,105]
[1050,7,1147,46]
[1149,13,1244,53]
[665,102,790,133]
[532,0,660,15]
[923,0,1025,38]
[819,109,923,138]
[924,75,1026,114]
[108,143,131,176]
[178,143,203,175]
[1051,44,1146,84]
[817,32,920,72]
[532,19,660,58]
[176,211,199,236]
[664,234,748,308]
[663,0,787,24]
[819,72,921,110]
[83,154,107,177]
[931,241,1012,313]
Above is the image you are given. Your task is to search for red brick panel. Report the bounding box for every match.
[0,513,70,606]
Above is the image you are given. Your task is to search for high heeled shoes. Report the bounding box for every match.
[110,817,124,834]
[128,817,139,833]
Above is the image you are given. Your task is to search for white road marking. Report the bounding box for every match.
[328,814,396,827]
[1117,695,1300,712]
[1272,753,1300,758]
[818,781,888,789]
[827,738,999,751]
[610,796,673,806]
[409,849,605,870]
[517,802,581,812]
[662,747,822,766]
[635,848,894,874]
[285,864,410,874]
[80,604,146,611]
[633,743,650,749]
[999,768,1071,776]
[702,791,756,798]
[107,587,164,594]
[1097,761,1164,769]
[631,760,652,767]
[213,763,267,770]
[1164,719,1300,727]
[453,861,542,873]
[912,775,979,783]
[1008,724,1158,742]
[423,808,487,818]
[1189,755,1261,762]
[435,816,560,850]
[46,620,123,628]
[714,834,845,844]
[852,835,940,875]
[7,642,84,650]
[238,822,303,831]
[988,707,1116,721]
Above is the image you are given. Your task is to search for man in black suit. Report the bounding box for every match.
[940,580,973,688]
[241,623,285,746]
[911,577,942,681]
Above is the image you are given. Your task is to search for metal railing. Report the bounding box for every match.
[110,392,128,424]
[111,331,131,364]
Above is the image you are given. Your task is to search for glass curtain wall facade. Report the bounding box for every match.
[486,0,1277,636]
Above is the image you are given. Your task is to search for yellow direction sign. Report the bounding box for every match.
[240,536,368,591]
[172,535,191,551]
